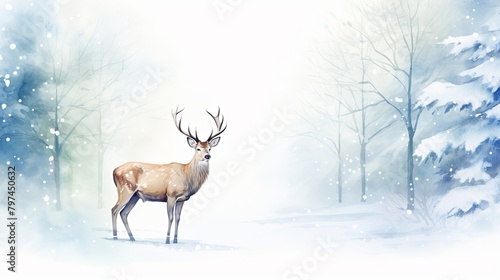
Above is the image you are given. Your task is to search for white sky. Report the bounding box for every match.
[119,0,348,112]
[78,4,344,161]
[79,0,355,214]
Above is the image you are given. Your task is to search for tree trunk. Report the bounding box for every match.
[53,93,62,211]
[406,60,415,211]
[337,158,342,204]
[337,109,342,204]
[97,145,104,209]
[54,136,62,211]
[97,110,104,209]
[360,142,367,202]
[360,74,367,202]
[407,132,415,211]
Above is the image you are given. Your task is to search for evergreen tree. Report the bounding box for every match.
[416,7,500,218]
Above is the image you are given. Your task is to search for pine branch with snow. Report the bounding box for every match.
[416,17,500,219]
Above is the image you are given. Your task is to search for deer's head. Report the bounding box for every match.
[172,107,227,163]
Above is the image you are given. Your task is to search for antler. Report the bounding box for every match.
[206,107,227,141]
[172,106,200,142]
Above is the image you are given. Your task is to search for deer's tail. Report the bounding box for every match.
[112,169,118,188]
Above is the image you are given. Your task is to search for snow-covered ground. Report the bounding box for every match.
[2,203,499,280]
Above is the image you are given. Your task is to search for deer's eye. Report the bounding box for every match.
[197,148,201,151]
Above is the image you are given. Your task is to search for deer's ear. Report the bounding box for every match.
[187,137,197,148]
[208,137,220,147]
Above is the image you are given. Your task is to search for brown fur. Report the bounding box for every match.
[111,141,213,243]
[112,107,226,244]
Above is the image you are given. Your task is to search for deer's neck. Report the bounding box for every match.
[185,158,209,192]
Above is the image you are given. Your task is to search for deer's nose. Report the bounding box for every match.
[204,154,211,160]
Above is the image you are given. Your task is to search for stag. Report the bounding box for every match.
[111,107,227,244]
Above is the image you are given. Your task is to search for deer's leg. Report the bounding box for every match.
[165,196,175,244]
[173,201,184,244]
[120,192,140,241]
[111,190,135,240]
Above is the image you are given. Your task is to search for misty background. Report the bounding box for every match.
[0,0,499,256]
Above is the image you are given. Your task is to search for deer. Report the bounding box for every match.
[111,107,227,244]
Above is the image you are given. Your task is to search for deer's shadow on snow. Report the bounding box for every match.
[101,235,237,251]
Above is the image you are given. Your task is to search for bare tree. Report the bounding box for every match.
[87,71,160,209]
[74,30,153,209]
[82,38,128,209]
[337,38,395,203]
[310,18,394,203]
[347,0,438,211]
[86,65,124,209]
[40,23,126,210]
[299,86,346,203]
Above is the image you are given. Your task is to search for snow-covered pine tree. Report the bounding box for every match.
[0,4,50,175]
[416,7,500,219]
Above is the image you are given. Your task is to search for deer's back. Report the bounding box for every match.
[113,161,188,202]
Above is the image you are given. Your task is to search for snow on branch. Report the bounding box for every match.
[415,119,500,158]
[453,161,491,184]
[460,59,500,92]
[435,179,499,218]
[414,131,449,158]
[417,80,491,110]
[443,30,500,60]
